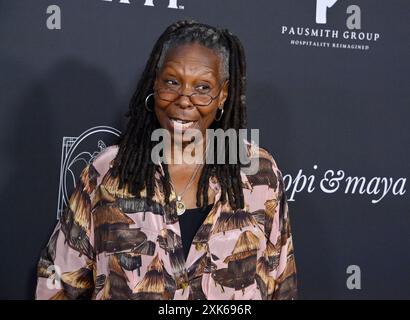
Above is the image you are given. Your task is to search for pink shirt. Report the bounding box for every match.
[35,143,297,300]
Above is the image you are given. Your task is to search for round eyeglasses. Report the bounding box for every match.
[154,82,225,107]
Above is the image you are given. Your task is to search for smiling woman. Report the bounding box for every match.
[153,42,229,139]
[153,43,231,209]
[35,19,297,300]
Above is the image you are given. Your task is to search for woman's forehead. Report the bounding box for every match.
[160,62,218,79]
[159,43,221,75]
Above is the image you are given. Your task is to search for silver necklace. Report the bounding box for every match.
[169,143,209,216]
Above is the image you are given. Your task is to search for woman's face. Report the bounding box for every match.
[153,42,229,144]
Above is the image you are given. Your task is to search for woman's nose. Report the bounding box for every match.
[175,86,194,108]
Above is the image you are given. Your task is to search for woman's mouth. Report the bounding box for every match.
[168,117,199,133]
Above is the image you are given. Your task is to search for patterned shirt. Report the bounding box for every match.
[35,143,297,300]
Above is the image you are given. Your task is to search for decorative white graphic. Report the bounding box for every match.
[316,0,338,24]
[101,0,184,10]
[281,1,380,51]
[57,126,121,219]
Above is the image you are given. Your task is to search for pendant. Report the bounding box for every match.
[176,200,186,215]
[176,196,186,215]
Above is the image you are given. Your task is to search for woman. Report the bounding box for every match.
[35,19,297,300]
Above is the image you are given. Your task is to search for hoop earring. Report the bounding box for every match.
[145,93,154,112]
[215,107,224,121]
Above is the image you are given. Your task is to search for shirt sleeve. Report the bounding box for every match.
[263,158,298,300]
[35,163,99,300]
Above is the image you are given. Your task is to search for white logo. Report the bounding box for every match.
[316,0,362,30]
[57,126,121,219]
[316,0,338,24]
[101,0,184,10]
[281,1,380,51]
[283,165,406,204]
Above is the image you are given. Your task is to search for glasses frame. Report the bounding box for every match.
[154,80,227,107]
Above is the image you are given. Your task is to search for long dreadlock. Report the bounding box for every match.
[110,19,248,211]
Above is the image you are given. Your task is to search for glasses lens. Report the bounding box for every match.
[191,94,212,106]
[156,89,213,106]
[157,89,178,102]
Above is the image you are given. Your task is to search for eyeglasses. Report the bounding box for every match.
[154,82,226,107]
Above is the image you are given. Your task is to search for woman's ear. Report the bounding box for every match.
[220,79,229,105]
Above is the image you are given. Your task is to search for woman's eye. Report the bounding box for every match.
[164,79,178,86]
[197,84,211,92]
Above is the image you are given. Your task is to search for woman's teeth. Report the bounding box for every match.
[170,118,196,129]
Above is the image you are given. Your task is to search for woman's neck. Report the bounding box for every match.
[165,137,208,166]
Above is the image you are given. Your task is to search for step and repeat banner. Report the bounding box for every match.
[0,0,409,299]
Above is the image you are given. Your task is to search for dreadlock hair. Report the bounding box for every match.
[110,19,248,212]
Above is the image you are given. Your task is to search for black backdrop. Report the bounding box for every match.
[1,0,409,299]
